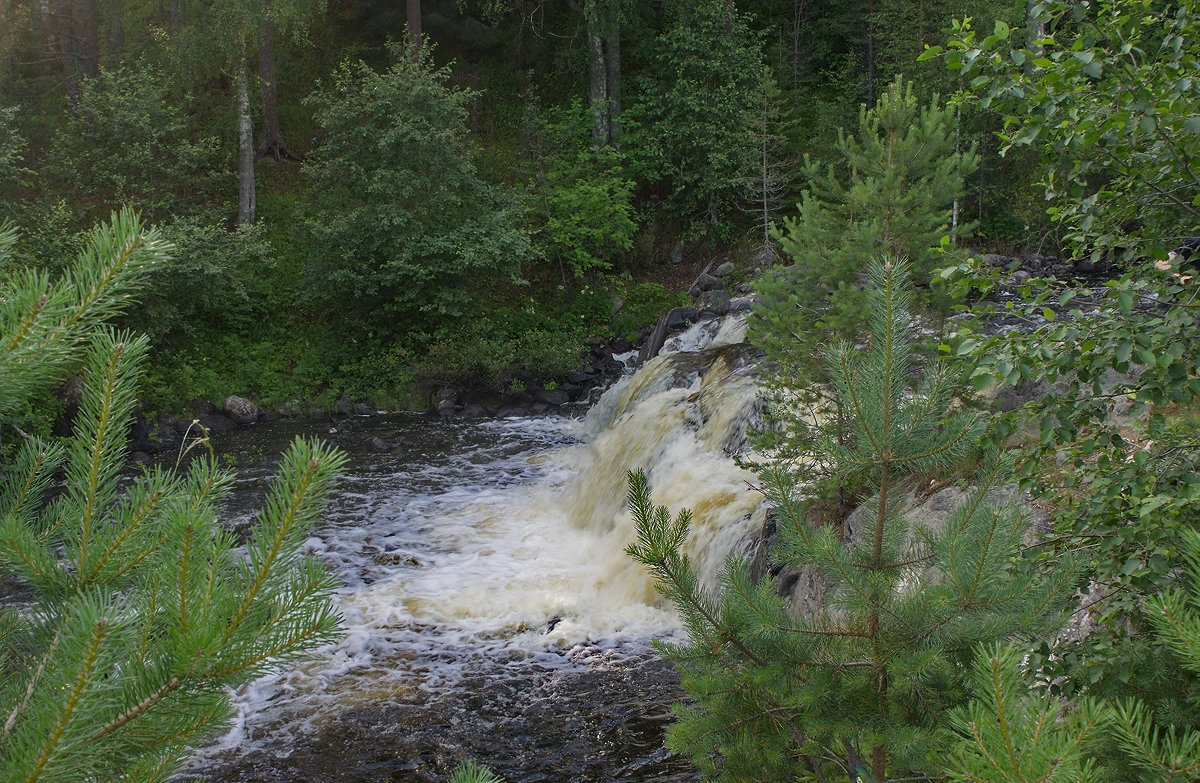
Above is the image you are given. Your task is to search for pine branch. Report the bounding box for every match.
[24,612,109,783]
[86,677,181,742]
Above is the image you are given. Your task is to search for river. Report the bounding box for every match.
[180,316,763,783]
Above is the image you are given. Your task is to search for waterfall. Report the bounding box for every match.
[185,312,767,782]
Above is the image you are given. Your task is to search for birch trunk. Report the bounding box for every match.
[236,32,257,225]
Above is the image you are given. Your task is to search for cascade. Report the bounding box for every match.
[185,312,767,782]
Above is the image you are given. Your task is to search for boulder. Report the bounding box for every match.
[729,295,758,312]
[668,243,684,265]
[689,273,723,297]
[713,261,735,278]
[533,388,570,406]
[223,395,259,426]
[187,398,215,416]
[697,289,732,315]
[197,412,237,434]
[665,306,699,329]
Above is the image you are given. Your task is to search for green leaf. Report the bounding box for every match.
[1115,338,1132,364]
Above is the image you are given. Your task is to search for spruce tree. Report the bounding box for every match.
[0,212,346,782]
[628,259,1076,782]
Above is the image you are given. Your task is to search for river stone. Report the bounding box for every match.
[697,289,732,315]
[198,412,237,434]
[437,398,457,418]
[533,388,570,406]
[689,273,723,297]
[729,295,757,312]
[666,306,699,329]
[224,395,259,426]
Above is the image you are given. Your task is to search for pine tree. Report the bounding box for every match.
[752,77,977,384]
[628,259,1077,782]
[946,644,1111,783]
[0,212,346,782]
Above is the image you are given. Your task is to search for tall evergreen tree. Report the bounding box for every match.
[628,259,1076,782]
[0,211,346,782]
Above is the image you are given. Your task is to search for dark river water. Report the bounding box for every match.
[180,317,762,783]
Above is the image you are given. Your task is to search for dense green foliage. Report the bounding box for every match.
[630,261,1076,782]
[0,213,345,782]
[303,44,532,338]
[0,0,1035,410]
[625,0,767,235]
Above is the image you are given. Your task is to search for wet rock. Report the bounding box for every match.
[129,451,153,464]
[665,306,699,329]
[697,289,732,315]
[370,437,392,451]
[689,273,723,297]
[533,388,570,406]
[436,399,457,418]
[197,412,237,433]
[352,403,374,416]
[223,395,259,426]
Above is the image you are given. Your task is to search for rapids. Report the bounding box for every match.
[180,315,763,783]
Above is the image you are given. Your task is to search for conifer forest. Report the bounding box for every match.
[2,0,1200,781]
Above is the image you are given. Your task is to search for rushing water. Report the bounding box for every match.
[181,316,763,783]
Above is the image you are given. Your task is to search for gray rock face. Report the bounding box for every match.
[223,395,259,426]
[764,484,1041,620]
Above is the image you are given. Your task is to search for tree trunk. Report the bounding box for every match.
[604,2,620,144]
[572,0,619,150]
[104,0,124,62]
[77,0,100,76]
[236,33,257,226]
[35,0,80,101]
[1026,0,1045,58]
[406,0,422,60]
[864,0,876,108]
[584,0,608,148]
[256,17,293,160]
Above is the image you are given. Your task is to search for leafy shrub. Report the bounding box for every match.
[48,62,224,220]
